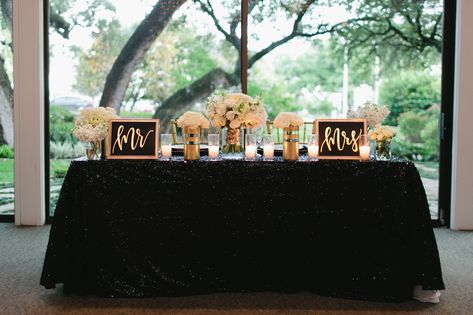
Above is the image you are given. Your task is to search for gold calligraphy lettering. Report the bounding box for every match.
[320,127,362,153]
[112,125,154,154]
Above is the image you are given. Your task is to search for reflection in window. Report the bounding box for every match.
[0,0,14,217]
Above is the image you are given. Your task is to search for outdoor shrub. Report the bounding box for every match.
[0,145,14,158]
[50,106,77,144]
[391,106,440,161]
[50,141,85,159]
[380,71,440,125]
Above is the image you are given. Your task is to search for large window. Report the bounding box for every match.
[0,0,14,219]
[48,0,444,220]
[48,0,241,216]
[247,1,443,219]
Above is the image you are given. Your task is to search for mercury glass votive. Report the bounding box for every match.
[245,134,257,160]
[263,135,274,160]
[307,134,319,161]
[359,134,370,161]
[208,133,220,160]
[160,133,173,160]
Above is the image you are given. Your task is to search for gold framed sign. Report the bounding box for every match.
[314,119,367,160]
[106,119,160,160]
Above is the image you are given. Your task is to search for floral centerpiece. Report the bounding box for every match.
[369,125,396,160]
[176,111,210,161]
[72,107,118,160]
[206,92,267,154]
[273,112,304,161]
[176,111,210,130]
[273,112,304,129]
[347,102,390,130]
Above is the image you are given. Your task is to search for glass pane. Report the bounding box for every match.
[48,0,241,216]
[249,1,443,219]
[0,0,14,217]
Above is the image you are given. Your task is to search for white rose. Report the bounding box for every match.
[229,119,241,129]
[226,111,236,121]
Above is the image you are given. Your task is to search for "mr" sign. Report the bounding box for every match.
[106,119,160,159]
[314,119,367,160]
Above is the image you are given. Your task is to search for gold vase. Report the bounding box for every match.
[222,127,242,154]
[183,126,200,161]
[283,126,299,161]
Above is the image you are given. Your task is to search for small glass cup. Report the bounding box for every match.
[208,133,220,160]
[160,133,173,160]
[307,134,319,161]
[245,134,257,160]
[359,134,370,161]
[262,135,274,160]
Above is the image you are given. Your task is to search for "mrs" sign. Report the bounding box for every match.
[106,119,160,159]
[314,119,367,160]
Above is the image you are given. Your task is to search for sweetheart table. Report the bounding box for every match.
[40,157,444,302]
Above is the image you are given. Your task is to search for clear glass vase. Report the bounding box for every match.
[85,141,102,160]
[375,139,391,160]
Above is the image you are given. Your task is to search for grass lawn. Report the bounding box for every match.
[0,158,72,186]
[0,158,14,185]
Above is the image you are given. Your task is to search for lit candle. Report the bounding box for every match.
[360,145,370,161]
[245,145,256,159]
[263,144,274,159]
[308,145,319,158]
[161,144,172,159]
[208,145,219,159]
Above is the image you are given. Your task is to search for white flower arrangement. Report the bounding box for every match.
[347,102,390,129]
[369,125,396,142]
[273,112,304,128]
[72,107,118,142]
[176,111,210,129]
[206,92,267,129]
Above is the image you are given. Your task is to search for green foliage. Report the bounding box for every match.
[0,145,13,158]
[380,71,441,125]
[51,160,71,178]
[0,158,13,184]
[274,46,343,92]
[120,111,153,119]
[50,142,85,159]
[248,78,302,120]
[50,106,76,145]
[391,105,440,161]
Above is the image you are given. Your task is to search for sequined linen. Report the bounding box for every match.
[40,158,444,301]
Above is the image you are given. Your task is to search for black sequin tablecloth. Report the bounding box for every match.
[40,157,444,302]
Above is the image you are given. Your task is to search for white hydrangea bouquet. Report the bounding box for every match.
[273,112,304,128]
[206,92,267,153]
[176,111,210,129]
[347,102,390,129]
[72,107,118,159]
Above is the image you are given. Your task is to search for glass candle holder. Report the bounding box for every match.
[245,134,257,160]
[263,135,274,160]
[307,134,319,161]
[160,133,173,160]
[359,134,370,161]
[208,133,220,160]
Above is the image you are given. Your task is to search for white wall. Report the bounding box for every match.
[13,0,45,226]
[451,0,473,230]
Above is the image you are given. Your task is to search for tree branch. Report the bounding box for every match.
[193,0,240,50]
